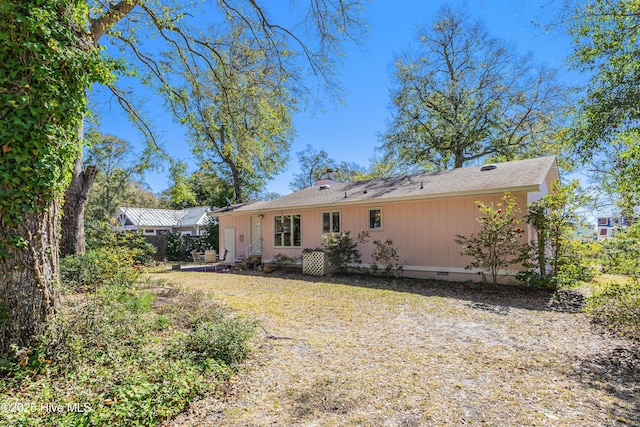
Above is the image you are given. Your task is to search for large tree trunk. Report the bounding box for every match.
[230,163,243,204]
[454,153,465,168]
[60,154,97,257]
[0,203,60,354]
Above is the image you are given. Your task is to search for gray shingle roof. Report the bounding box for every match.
[215,156,558,215]
[118,206,212,227]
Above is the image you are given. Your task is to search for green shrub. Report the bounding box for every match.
[166,221,219,261]
[518,239,597,289]
[272,253,300,266]
[322,231,369,273]
[197,220,219,253]
[271,253,301,272]
[517,181,595,289]
[60,247,140,292]
[117,231,157,265]
[86,218,156,265]
[370,238,403,277]
[455,193,525,284]
[166,232,186,261]
[170,316,256,369]
[600,223,640,276]
[587,278,640,341]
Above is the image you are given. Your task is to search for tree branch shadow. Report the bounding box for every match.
[573,345,640,425]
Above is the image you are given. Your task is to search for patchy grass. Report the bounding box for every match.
[158,270,639,427]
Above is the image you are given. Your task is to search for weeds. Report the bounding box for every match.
[587,278,640,341]
[1,251,255,427]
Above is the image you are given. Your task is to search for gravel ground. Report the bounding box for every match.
[156,269,639,427]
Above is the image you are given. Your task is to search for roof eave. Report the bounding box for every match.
[214,184,543,216]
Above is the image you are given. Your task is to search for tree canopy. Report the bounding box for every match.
[84,131,158,219]
[566,0,640,216]
[379,5,567,172]
[163,25,295,203]
[0,0,367,353]
[290,144,367,191]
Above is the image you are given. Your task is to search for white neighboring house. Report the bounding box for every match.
[597,216,630,240]
[114,206,213,237]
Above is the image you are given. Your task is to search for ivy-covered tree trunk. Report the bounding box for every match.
[0,206,60,352]
[61,153,97,257]
[0,1,105,354]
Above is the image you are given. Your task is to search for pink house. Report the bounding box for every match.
[212,156,559,281]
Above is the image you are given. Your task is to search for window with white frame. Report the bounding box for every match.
[274,214,301,247]
[368,208,382,230]
[322,211,341,233]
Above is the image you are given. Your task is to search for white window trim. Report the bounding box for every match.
[273,213,302,248]
[321,210,342,234]
[368,207,383,231]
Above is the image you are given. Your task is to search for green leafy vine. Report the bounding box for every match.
[0,1,110,254]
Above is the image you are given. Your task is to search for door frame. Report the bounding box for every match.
[223,227,236,265]
[249,215,262,256]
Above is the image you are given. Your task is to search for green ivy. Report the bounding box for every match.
[0,1,109,234]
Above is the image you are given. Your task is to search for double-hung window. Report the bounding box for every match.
[322,211,341,234]
[368,208,382,230]
[274,214,301,247]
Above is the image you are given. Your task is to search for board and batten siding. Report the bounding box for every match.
[218,191,529,280]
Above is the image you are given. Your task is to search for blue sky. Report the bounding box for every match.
[95,0,577,197]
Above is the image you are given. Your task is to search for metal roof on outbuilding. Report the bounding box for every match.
[116,206,212,227]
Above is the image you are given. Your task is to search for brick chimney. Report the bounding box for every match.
[316,168,339,187]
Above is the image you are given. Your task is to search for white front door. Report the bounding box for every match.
[250,216,262,256]
[224,227,236,265]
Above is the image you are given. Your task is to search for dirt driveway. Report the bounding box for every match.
[157,270,639,426]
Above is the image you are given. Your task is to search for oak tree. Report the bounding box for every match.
[381,5,566,171]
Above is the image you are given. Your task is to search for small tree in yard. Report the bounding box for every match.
[519,180,595,288]
[455,193,525,284]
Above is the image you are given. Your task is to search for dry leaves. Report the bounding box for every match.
[158,270,639,426]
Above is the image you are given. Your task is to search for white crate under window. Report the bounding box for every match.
[302,250,329,276]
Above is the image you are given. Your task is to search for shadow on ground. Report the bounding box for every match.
[199,267,562,313]
[574,344,640,425]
